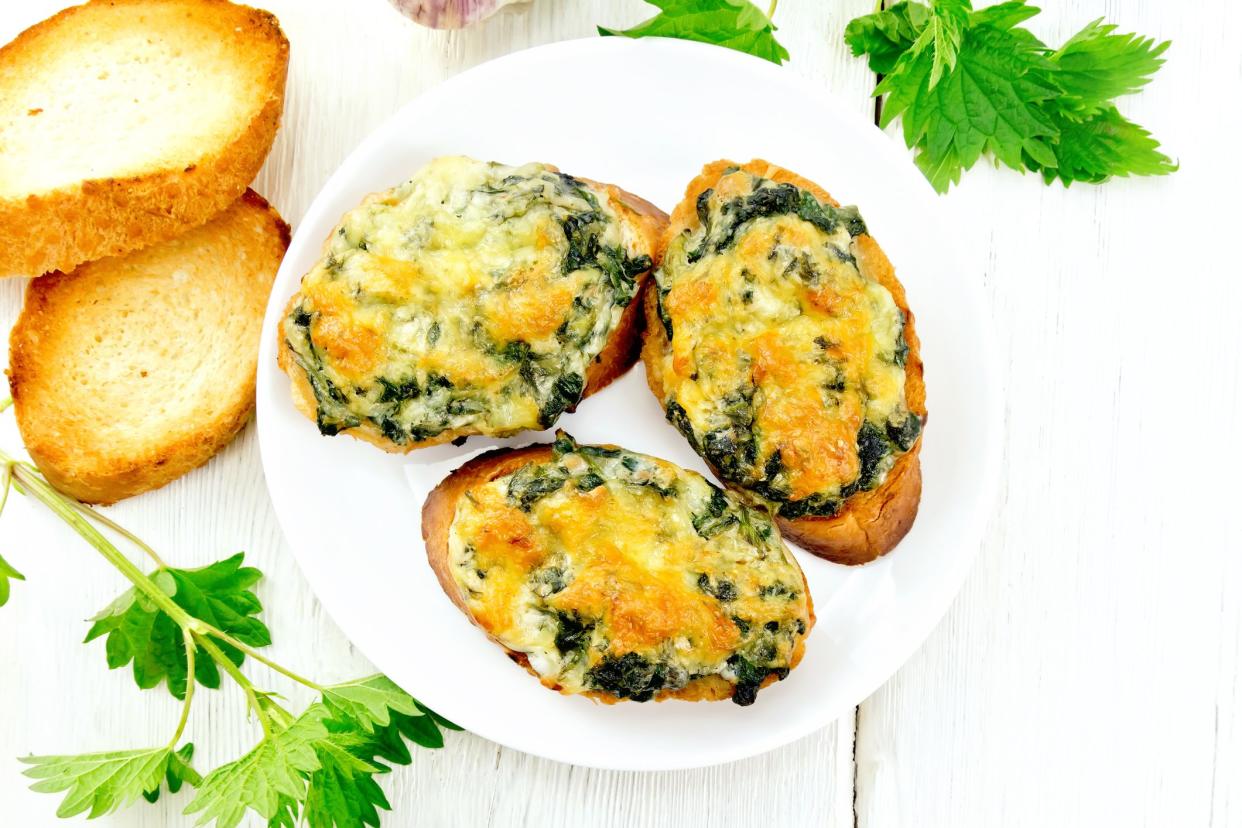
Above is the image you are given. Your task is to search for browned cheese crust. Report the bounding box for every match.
[277,174,668,453]
[641,159,926,564]
[421,443,809,703]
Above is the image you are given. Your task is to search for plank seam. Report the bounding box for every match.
[852,704,861,828]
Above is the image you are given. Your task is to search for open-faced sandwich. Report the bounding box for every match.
[422,432,814,705]
[642,160,926,565]
[278,156,667,451]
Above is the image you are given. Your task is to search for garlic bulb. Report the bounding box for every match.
[388,0,530,29]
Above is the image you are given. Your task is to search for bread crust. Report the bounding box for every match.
[642,159,926,565]
[277,176,668,453]
[422,442,809,703]
[0,0,289,277]
[7,189,291,504]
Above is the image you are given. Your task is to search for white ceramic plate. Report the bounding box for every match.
[256,36,1001,771]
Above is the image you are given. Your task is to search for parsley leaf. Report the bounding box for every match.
[85,552,271,700]
[846,0,1175,191]
[599,0,789,65]
[21,747,172,818]
[0,550,23,607]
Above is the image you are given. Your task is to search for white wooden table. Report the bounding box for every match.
[1,1,1238,825]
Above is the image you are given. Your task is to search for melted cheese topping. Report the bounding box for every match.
[282,156,655,445]
[652,170,920,517]
[447,434,812,704]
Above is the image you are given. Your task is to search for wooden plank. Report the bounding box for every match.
[0,1,876,825]
[855,2,1242,825]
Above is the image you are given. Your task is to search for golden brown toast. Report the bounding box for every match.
[8,190,290,503]
[0,0,288,277]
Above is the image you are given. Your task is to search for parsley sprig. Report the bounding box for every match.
[846,0,1176,191]
[0,400,458,826]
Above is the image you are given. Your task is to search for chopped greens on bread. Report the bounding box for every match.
[642,160,926,564]
[422,433,814,705]
[279,156,666,451]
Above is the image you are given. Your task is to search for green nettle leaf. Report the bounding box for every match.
[599,0,790,65]
[0,550,24,607]
[845,1,928,75]
[84,552,271,699]
[0,445,459,827]
[879,19,1060,192]
[1036,105,1177,185]
[912,0,969,87]
[965,0,1041,31]
[301,751,390,828]
[185,708,331,828]
[21,747,172,818]
[187,679,457,828]
[142,743,202,804]
[845,0,1175,191]
[321,675,422,733]
[1050,18,1170,119]
[288,734,389,828]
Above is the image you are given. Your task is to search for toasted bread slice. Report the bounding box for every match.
[641,160,926,565]
[422,433,814,705]
[277,157,668,453]
[8,190,290,503]
[0,0,289,277]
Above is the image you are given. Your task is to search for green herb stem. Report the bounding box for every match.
[0,396,11,414]
[169,627,197,748]
[68,501,170,569]
[204,628,326,693]
[767,0,778,20]
[0,445,318,713]
[0,452,192,630]
[193,632,274,738]
[0,463,13,519]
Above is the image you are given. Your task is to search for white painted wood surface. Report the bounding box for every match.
[0,1,1236,826]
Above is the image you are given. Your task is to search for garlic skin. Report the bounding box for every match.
[387,0,530,29]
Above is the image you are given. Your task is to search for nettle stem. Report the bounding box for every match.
[0,403,356,755]
[0,452,191,628]
[69,500,170,569]
[205,627,325,693]
[0,444,299,738]
[193,632,275,738]
[169,628,197,748]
